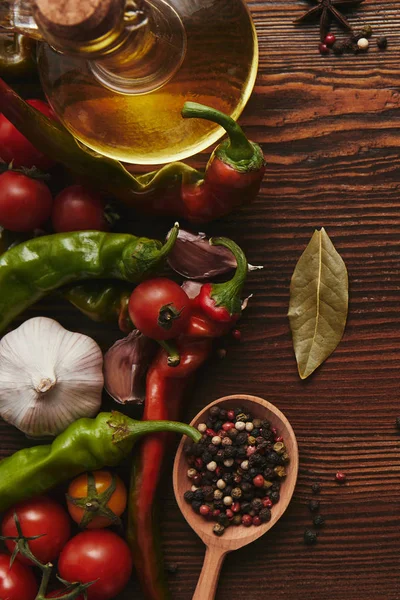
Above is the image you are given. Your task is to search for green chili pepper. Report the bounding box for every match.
[62,280,134,332]
[0,225,178,334]
[0,411,201,513]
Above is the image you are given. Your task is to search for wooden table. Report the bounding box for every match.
[2,0,400,598]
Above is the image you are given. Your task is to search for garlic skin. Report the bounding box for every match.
[0,317,104,437]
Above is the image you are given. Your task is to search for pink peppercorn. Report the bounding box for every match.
[253,516,262,526]
[262,498,273,509]
[200,505,210,516]
[215,466,222,476]
[231,329,241,341]
[275,436,283,443]
[227,410,236,421]
[271,427,278,435]
[324,33,336,46]
[242,514,253,527]
[206,428,216,437]
[319,42,329,55]
[247,446,256,457]
[212,509,221,519]
[335,471,346,483]
[222,422,235,432]
[226,509,234,519]
[194,458,203,469]
[193,474,202,486]
[253,475,265,488]
[232,502,241,513]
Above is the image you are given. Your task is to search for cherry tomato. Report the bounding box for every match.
[0,171,53,232]
[0,553,38,600]
[67,470,127,529]
[58,530,132,600]
[51,185,109,233]
[46,591,83,599]
[128,278,190,340]
[0,99,56,170]
[1,496,71,566]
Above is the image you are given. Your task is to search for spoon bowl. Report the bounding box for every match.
[173,394,298,600]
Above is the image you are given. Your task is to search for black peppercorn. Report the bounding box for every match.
[266,452,280,465]
[271,482,281,492]
[184,442,193,455]
[263,467,274,479]
[236,446,247,459]
[242,473,252,483]
[224,446,236,459]
[249,453,264,467]
[207,445,218,456]
[222,472,233,484]
[259,507,271,523]
[308,499,320,512]
[193,490,204,502]
[332,41,344,55]
[233,515,242,526]
[261,429,273,441]
[269,491,280,504]
[202,451,213,464]
[184,491,194,503]
[251,498,263,513]
[261,419,271,429]
[203,486,214,502]
[311,482,321,495]
[203,471,214,483]
[304,529,318,545]
[192,444,203,457]
[192,500,202,513]
[219,409,227,420]
[218,513,229,526]
[249,467,260,479]
[377,36,388,50]
[240,482,252,493]
[313,515,325,527]
[210,406,221,418]
[213,523,225,536]
[228,428,238,440]
[252,428,260,437]
[224,486,233,496]
[241,501,251,514]
[236,432,248,445]
[213,500,224,510]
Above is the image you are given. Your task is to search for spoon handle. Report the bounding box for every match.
[192,545,227,600]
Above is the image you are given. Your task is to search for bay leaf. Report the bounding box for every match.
[288,228,348,379]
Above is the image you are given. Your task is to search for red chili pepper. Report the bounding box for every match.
[127,337,212,600]
[0,80,265,224]
[196,237,248,324]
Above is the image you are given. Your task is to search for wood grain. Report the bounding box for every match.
[2,0,400,598]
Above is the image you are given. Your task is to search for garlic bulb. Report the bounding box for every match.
[0,317,104,437]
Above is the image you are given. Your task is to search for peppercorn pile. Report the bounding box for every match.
[183,405,289,536]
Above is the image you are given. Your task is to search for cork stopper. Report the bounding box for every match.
[32,0,126,43]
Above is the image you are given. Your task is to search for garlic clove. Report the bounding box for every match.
[0,317,104,437]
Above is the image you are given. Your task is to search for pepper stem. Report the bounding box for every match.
[157,339,181,367]
[128,419,202,443]
[157,222,179,261]
[182,102,254,162]
[209,238,248,316]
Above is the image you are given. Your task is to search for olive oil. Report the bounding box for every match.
[37,0,258,165]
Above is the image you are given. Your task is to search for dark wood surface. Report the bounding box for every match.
[2,1,400,598]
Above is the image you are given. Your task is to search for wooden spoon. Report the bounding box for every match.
[173,394,299,600]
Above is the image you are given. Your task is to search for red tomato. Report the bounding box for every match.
[46,591,83,599]
[0,170,53,231]
[1,496,71,566]
[51,185,109,233]
[58,530,132,600]
[0,553,38,600]
[0,99,56,170]
[128,278,190,340]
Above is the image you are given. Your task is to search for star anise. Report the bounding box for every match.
[294,0,365,41]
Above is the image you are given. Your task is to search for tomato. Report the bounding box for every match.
[0,99,56,170]
[0,171,53,232]
[128,278,191,340]
[0,553,38,600]
[51,185,109,233]
[46,591,83,599]
[1,496,71,566]
[67,470,127,529]
[58,530,132,600]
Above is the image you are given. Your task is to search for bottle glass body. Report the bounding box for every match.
[37,0,258,165]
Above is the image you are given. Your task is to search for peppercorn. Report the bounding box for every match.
[262,498,273,509]
[233,473,242,484]
[248,435,256,446]
[213,500,224,510]
[252,516,261,526]
[224,485,233,496]
[251,498,263,513]
[377,36,388,50]
[253,475,265,488]
[210,406,220,418]
[192,444,203,457]
[199,505,210,516]
[332,41,344,55]
[236,447,247,460]
[263,467,274,479]
[219,409,228,420]
[361,24,373,38]
[259,507,271,523]
[193,474,202,486]
[311,482,321,495]
[202,451,213,464]
[304,529,318,545]
[233,514,242,525]
[271,481,281,491]
[193,489,204,502]
[235,432,247,446]
[281,452,290,463]
[269,491,280,504]
[218,513,229,526]
[184,491,194,503]
[232,501,241,513]
[203,486,214,502]
[308,499,320,512]
[207,444,218,456]
[274,466,286,478]
[216,450,224,461]
[222,472,233,484]
[214,420,223,432]
[214,489,223,500]
[313,515,325,527]
[273,442,285,454]
[241,501,251,514]
[227,410,236,420]
[263,480,273,491]
[221,437,233,447]
[249,453,264,467]
[241,514,252,527]
[266,452,280,465]
[192,500,202,513]
[335,471,346,483]
[240,482,252,493]
[213,523,225,536]
[252,428,260,438]
[228,428,238,441]
[232,487,242,499]
[224,447,237,460]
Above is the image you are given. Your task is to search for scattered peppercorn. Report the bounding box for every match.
[304,529,318,545]
[313,515,325,527]
[357,37,369,51]
[319,42,329,55]
[231,329,241,341]
[377,36,388,50]
[332,41,344,55]
[335,471,346,483]
[308,499,320,513]
[311,482,321,495]
[324,33,336,46]
[361,24,373,38]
